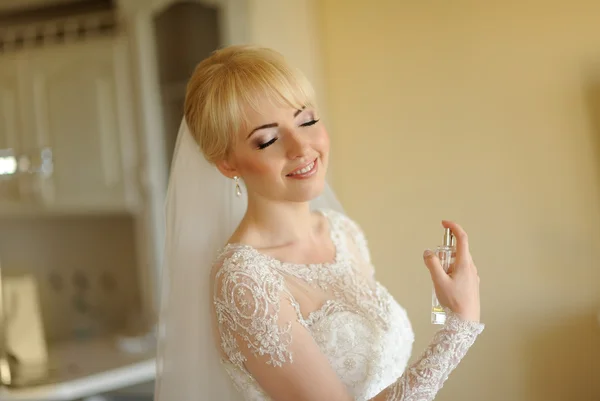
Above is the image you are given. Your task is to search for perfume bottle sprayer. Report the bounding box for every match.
[431,227,456,325]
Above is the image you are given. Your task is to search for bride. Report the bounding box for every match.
[154,45,484,401]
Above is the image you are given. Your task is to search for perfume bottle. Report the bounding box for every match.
[431,227,455,325]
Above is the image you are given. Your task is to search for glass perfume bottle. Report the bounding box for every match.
[431,227,455,325]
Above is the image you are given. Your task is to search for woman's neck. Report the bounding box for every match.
[237,197,320,248]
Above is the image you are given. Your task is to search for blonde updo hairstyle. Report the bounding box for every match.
[184,45,316,164]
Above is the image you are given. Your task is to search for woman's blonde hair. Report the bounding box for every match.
[184,45,316,163]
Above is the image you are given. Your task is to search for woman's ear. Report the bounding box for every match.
[215,157,238,179]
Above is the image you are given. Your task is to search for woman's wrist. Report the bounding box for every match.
[443,306,481,325]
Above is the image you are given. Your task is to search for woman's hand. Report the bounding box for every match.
[423,220,481,323]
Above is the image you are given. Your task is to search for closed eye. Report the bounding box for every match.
[300,119,320,127]
[256,118,320,150]
[258,137,277,149]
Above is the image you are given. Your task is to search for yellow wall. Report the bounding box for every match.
[317,1,600,400]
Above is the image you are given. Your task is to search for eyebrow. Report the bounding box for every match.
[246,107,306,139]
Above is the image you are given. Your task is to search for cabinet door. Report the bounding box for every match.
[25,37,133,211]
[0,53,23,204]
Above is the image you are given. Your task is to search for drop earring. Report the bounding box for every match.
[233,176,242,198]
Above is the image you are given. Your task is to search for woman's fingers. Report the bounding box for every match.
[423,249,450,286]
[441,220,471,263]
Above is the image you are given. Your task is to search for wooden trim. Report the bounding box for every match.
[0,10,117,54]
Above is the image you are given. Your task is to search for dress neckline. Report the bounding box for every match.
[221,208,342,268]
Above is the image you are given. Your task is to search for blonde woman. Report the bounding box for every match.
[155,45,484,401]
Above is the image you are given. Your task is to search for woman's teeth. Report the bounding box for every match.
[290,161,315,176]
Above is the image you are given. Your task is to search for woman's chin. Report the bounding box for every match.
[290,179,327,203]
[255,172,328,204]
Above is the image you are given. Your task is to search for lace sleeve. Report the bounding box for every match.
[213,251,295,370]
[384,308,485,401]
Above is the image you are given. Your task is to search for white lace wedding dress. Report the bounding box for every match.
[211,209,484,401]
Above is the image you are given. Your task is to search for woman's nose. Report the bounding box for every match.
[285,129,310,159]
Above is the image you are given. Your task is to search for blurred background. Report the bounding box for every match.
[0,0,598,400]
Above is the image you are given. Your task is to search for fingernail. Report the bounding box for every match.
[423,249,434,258]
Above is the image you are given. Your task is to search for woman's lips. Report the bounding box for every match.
[286,158,318,179]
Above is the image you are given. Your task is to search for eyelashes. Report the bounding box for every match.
[300,119,319,127]
[258,138,277,150]
[257,119,320,150]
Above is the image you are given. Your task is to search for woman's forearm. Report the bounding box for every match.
[374,308,484,401]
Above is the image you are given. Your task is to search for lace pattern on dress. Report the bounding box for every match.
[214,248,298,369]
[385,307,485,401]
[212,209,484,401]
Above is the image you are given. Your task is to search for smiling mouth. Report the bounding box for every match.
[286,158,318,177]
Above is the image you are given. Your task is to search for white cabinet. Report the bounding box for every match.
[0,36,139,215]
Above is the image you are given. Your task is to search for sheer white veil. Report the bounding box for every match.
[154,118,344,400]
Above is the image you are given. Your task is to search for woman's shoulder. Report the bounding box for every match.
[211,243,279,284]
[211,244,288,310]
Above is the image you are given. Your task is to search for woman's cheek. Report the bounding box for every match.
[238,157,279,177]
[316,127,330,153]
